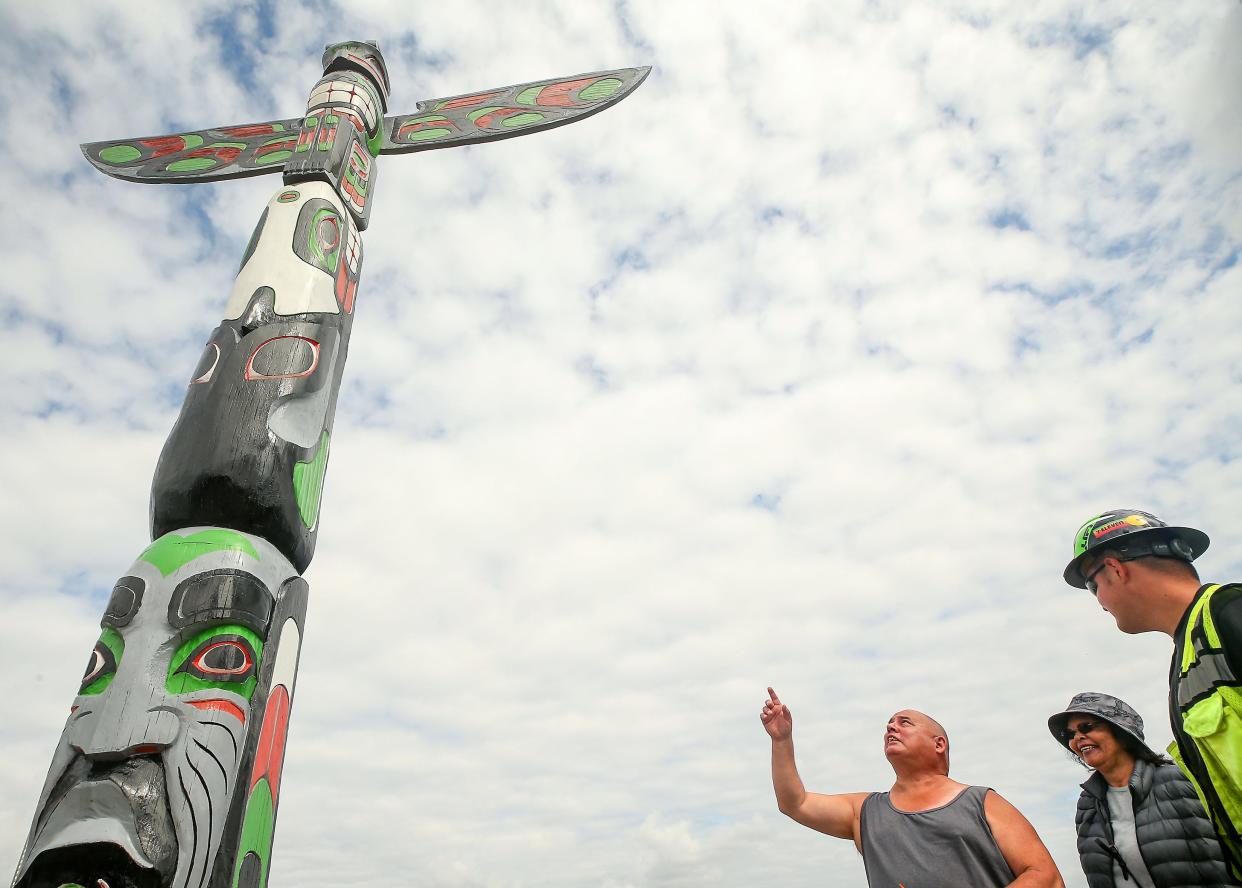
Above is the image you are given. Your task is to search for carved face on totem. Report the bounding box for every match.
[15,529,305,888]
[149,182,361,575]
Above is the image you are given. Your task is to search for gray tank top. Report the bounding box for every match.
[859,785,1014,888]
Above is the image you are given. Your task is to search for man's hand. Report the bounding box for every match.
[762,687,793,741]
[763,686,866,847]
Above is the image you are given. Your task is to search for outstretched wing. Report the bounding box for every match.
[81,118,303,184]
[80,66,652,180]
[380,66,650,154]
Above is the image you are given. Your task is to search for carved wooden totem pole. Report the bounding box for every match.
[13,41,648,888]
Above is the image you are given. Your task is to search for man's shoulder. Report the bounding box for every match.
[1209,581,1242,601]
[857,790,883,808]
[1206,582,1242,621]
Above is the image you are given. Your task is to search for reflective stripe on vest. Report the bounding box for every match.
[1172,583,1242,874]
[1178,585,1237,710]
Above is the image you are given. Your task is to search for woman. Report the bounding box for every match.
[1048,692,1235,888]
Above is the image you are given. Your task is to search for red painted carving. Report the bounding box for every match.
[185,145,243,164]
[249,684,291,798]
[346,52,384,87]
[336,261,358,313]
[245,336,321,381]
[342,181,366,210]
[188,699,246,723]
[397,117,457,140]
[141,136,188,158]
[474,108,526,129]
[257,139,297,158]
[223,124,279,137]
[325,109,367,135]
[441,91,501,110]
[536,77,597,107]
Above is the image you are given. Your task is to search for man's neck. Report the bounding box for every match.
[1154,578,1206,637]
[888,770,965,811]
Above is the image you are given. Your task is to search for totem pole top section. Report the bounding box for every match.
[79,39,649,186]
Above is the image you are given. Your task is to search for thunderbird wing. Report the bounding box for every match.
[380,66,650,154]
[81,118,304,184]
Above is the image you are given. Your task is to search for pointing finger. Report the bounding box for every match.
[767,687,780,703]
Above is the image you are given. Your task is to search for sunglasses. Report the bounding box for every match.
[1083,553,1147,594]
[1083,563,1108,594]
[1058,720,1103,744]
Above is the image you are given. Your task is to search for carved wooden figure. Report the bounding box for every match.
[13,41,648,888]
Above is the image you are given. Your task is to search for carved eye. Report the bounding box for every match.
[316,215,340,251]
[175,634,257,684]
[245,336,320,381]
[191,342,221,384]
[80,641,118,693]
[193,640,253,676]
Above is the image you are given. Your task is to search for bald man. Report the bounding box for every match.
[761,688,1064,888]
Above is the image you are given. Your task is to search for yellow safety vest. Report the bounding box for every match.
[1168,583,1242,873]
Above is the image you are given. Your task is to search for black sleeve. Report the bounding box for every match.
[1210,585,1242,678]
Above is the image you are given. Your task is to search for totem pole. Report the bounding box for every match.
[13,41,648,888]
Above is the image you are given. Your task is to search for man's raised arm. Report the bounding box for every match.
[762,687,867,847]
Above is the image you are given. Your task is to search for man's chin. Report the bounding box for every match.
[1112,614,1152,635]
[15,755,178,888]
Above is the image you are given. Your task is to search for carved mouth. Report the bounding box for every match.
[14,843,164,888]
[15,756,178,888]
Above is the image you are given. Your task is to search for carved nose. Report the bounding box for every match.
[70,704,181,760]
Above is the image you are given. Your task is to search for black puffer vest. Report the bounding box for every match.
[1075,758,1237,887]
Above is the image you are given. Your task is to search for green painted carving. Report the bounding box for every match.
[397,116,454,141]
[231,778,275,888]
[308,209,341,272]
[167,157,216,172]
[166,624,263,699]
[502,113,544,128]
[467,106,501,123]
[367,124,384,156]
[256,142,293,166]
[99,144,141,165]
[344,164,367,194]
[580,77,623,102]
[293,431,331,528]
[181,134,205,151]
[515,85,542,106]
[167,141,247,173]
[140,529,261,577]
[80,628,124,696]
[409,127,452,141]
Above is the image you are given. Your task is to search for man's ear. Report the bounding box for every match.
[935,736,947,753]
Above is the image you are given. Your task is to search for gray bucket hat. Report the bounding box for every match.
[1047,691,1157,757]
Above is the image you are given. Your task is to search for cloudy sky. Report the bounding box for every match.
[2,1,1240,885]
